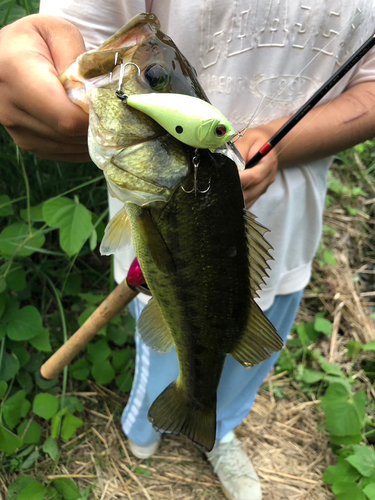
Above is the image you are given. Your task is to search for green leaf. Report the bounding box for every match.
[301,368,324,385]
[43,197,93,256]
[116,371,133,393]
[0,223,45,257]
[0,293,6,319]
[322,248,337,267]
[314,317,333,335]
[324,401,363,436]
[333,482,366,499]
[33,393,59,419]
[319,359,343,377]
[63,396,83,414]
[346,446,375,477]
[42,436,60,461]
[112,350,132,371]
[63,274,82,296]
[61,412,83,442]
[6,266,26,292]
[320,382,350,406]
[13,345,31,367]
[330,434,363,446]
[91,360,115,385]
[323,456,360,484]
[17,420,42,445]
[0,424,23,454]
[3,390,27,430]
[320,383,363,437]
[296,321,319,344]
[0,194,14,216]
[18,479,46,499]
[353,392,367,423]
[52,478,81,500]
[20,449,40,470]
[35,371,59,390]
[7,305,44,341]
[20,203,44,221]
[28,329,52,352]
[0,380,7,399]
[7,475,36,500]
[363,483,375,500]
[70,359,90,381]
[336,490,366,500]
[0,351,20,381]
[364,341,375,352]
[87,338,111,364]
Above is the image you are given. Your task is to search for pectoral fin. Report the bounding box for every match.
[230,298,283,367]
[100,206,132,255]
[137,209,176,275]
[138,298,174,352]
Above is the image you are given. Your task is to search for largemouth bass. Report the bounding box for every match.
[62,13,283,452]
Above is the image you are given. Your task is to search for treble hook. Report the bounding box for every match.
[181,152,211,196]
[114,54,141,103]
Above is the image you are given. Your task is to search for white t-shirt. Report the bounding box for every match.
[40,0,375,310]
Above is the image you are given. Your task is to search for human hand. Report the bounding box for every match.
[0,14,90,162]
[235,127,278,209]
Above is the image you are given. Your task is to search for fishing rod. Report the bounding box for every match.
[40,258,146,381]
[246,32,375,169]
[41,31,375,381]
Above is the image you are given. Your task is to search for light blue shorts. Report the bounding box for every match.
[121,290,303,447]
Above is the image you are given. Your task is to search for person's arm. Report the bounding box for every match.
[237,80,375,208]
[0,14,90,162]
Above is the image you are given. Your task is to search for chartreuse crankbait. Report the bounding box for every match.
[121,92,236,150]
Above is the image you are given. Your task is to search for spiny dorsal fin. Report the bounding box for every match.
[138,298,174,353]
[230,298,283,367]
[100,206,132,255]
[244,210,273,298]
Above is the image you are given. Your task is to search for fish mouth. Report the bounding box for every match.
[62,14,160,83]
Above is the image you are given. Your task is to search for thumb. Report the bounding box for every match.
[33,14,86,75]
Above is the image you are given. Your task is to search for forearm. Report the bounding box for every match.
[257,81,375,167]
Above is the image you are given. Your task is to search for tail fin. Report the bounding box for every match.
[148,381,216,452]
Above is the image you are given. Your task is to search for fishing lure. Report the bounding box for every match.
[117,91,236,150]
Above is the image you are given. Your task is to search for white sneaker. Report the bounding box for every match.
[206,436,262,500]
[127,438,160,459]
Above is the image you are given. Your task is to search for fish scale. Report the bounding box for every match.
[61,12,282,452]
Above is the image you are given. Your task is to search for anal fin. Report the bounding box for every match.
[230,299,283,367]
[148,381,216,452]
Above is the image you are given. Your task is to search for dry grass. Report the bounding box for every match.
[2,158,374,499]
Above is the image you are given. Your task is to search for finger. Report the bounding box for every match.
[4,105,88,145]
[1,16,88,137]
[5,127,90,160]
[240,158,276,191]
[243,170,276,208]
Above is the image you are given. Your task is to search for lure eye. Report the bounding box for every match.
[215,125,227,137]
[144,63,170,90]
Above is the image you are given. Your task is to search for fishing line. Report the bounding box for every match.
[244,31,375,170]
[235,4,372,144]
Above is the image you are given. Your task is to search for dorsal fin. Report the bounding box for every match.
[244,210,273,299]
[100,206,132,255]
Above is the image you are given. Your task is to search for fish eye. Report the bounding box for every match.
[215,125,227,137]
[144,63,170,90]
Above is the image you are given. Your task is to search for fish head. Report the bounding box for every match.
[62,13,208,205]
